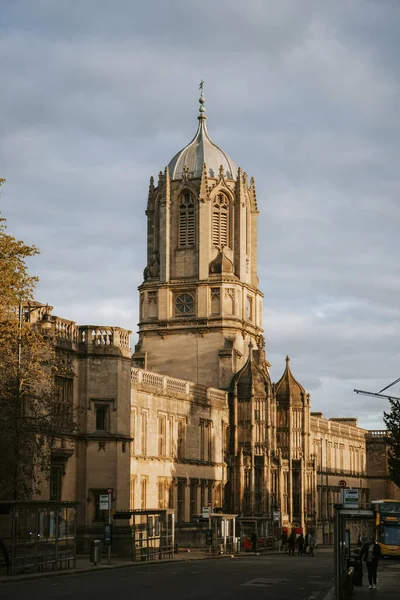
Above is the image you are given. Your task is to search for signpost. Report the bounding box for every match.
[107,488,112,564]
[342,488,359,509]
[99,494,109,511]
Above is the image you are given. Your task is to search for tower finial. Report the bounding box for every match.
[198,79,206,120]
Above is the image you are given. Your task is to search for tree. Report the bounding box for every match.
[0,179,71,499]
[383,398,400,488]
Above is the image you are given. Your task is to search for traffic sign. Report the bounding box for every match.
[339,480,347,489]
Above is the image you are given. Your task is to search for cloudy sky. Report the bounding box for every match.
[1,0,399,429]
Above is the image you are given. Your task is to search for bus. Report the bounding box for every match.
[373,499,400,557]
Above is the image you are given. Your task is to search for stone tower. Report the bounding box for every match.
[133,90,264,390]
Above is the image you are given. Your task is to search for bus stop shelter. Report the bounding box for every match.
[0,501,78,576]
[334,505,375,600]
[113,508,175,562]
[208,513,238,555]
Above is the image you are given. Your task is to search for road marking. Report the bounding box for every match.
[242,578,288,587]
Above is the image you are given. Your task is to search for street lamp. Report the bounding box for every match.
[14,301,56,499]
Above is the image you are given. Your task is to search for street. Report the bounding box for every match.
[4,551,334,600]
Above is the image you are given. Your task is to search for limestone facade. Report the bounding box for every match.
[35,93,399,545]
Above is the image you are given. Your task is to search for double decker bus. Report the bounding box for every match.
[373,499,400,557]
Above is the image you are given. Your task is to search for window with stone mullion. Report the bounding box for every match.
[212,194,229,248]
[179,192,195,247]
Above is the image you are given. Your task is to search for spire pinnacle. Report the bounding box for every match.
[198,79,206,120]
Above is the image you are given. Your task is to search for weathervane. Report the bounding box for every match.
[198,79,206,118]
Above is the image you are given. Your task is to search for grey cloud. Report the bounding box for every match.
[1,0,400,429]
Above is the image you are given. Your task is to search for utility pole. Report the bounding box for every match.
[13,302,23,500]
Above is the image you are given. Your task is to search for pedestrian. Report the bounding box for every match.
[360,536,381,589]
[297,533,304,556]
[308,532,315,557]
[288,530,296,557]
[281,530,288,553]
[304,532,309,556]
[251,530,257,553]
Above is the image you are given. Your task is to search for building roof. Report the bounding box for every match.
[168,91,238,180]
[275,355,307,406]
[231,345,271,396]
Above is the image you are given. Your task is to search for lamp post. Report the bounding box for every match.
[13,301,56,500]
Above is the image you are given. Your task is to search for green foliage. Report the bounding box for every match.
[383,398,400,488]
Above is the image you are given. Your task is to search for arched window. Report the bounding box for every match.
[212,193,229,247]
[179,192,195,247]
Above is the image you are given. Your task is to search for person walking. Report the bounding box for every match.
[360,536,382,589]
[308,532,315,557]
[297,533,304,556]
[251,530,257,553]
[288,530,296,557]
[304,532,309,556]
[281,530,288,553]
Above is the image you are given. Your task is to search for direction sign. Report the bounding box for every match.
[342,488,359,509]
[202,506,210,519]
[99,494,109,510]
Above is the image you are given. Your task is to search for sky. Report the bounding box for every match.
[1,0,400,429]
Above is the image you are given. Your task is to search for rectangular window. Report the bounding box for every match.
[207,481,213,507]
[54,376,74,429]
[190,479,198,518]
[130,477,136,511]
[200,420,212,461]
[177,418,186,459]
[158,414,167,456]
[141,411,148,456]
[200,480,206,510]
[177,479,185,522]
[214,483,222,510]
[169,416,174,457]
[50,463,63,501]
[158,477,167,509]
[168,479,174,509]
[200,421,206,461]
[141,477,147,510]
[131,410,136,455]
[95,406,108,431]
[207,422,212,462]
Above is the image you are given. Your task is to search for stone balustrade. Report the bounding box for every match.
[366,430,387,438]
[131,367,228,405]
[54,317,79,342]
[78,326,131,351]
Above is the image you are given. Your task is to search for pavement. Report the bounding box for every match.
[352,561,400,599]
[0,549,209,583]
[1,549,335,599]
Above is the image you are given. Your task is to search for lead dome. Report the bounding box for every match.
[167,91,238,180]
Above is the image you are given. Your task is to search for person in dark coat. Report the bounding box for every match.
[281,530,288,553]
[360,537,382,589]
[297,533,304,556]
[251,531,257,553]
[304,533,309,555]
[288,530,296,556]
